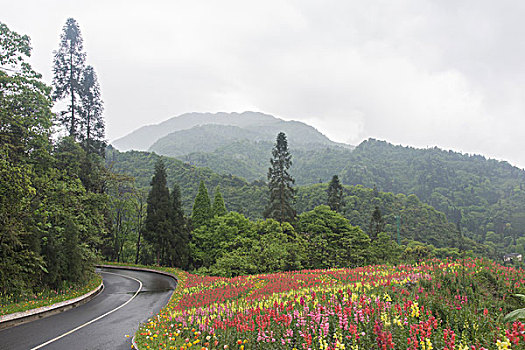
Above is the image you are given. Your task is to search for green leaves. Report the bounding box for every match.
[503,294,525,323]
[504,308,525,323]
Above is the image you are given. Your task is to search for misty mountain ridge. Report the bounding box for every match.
[112,111,350,152]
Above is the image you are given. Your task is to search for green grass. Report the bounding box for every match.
[0,274,102,317]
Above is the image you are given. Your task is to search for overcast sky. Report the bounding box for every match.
[4,0,525,168]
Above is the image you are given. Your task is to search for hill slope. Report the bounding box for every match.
[163,135,525,255]
[106,147,464,251]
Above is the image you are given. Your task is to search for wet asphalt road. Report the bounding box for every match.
[0,267,176,350]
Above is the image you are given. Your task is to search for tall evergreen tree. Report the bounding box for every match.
[80,65,105,156]
[212,186,227,217]
[52,18,86,139]
[369,206,385,241]
[192,181,212,228]
[264,132,296,223]
[170,183,189,268]
[327,175,345,213]
[144,158,171,264]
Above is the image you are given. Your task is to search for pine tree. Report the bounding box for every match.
[369,206,385,241]
[170,183,189,268]
[192,181,212,228]
[264,132,296,223]
[212,186,227,217]
[80,65,105,156]
[327,175,345,213]
[144,158,171,264]
[52,18,86,139]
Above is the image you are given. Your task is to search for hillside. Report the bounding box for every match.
[155,134,525,256]
[106,147,466,251]
[181,140,353,184]
[340,139,525,253]
[106,147,267,218]
[112,111,347,152]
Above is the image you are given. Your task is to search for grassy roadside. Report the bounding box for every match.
[0,273,102,317]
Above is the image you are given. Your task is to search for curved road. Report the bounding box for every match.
[0,267,176,350]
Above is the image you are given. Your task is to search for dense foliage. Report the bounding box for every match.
[135,258,525,350]
[0,22,105,297]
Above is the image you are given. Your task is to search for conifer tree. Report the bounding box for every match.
[144,159,171,264]
[264,132,296,223]
[327,175,345,213]
[192,181,212,228]
[80,65,105,156]
[369,206,385,241]
[170,183,189,268]
[212,186,227,217]
[52,18,86,139]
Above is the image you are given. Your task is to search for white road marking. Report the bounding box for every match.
[30,271,143,350]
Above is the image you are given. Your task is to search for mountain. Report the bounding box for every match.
[112,111,348,152]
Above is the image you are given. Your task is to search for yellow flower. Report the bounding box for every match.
[410,302,420,318]
[496,336,512,350]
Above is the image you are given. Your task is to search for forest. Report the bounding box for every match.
[0,20,107,296]
[145,135,525,258]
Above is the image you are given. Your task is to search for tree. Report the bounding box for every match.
[105,171,135,262]
[264,132,296,223]
[133,187,147,264]
[297,206,370,269]
[144,158,171,264]
[170,183,189,268]
[191,211,254,270]
[212,186,227,217]
[79,65,105,156]
[52,18,86,139]
[327,175,345,212]
[369,205,385,241]
[1,22,52,294]
[192,181,212,228]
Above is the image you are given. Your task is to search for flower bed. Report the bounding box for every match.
[135,259,525,349]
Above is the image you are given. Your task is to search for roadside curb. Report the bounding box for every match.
[96,265,179,350]
[0,279,104,331]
